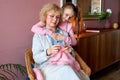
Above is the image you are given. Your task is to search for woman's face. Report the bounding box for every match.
[46,10,60,28]
[62,8,74,22]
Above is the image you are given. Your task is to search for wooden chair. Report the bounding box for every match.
[25,48,91,80]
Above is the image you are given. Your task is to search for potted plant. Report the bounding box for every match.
[98,9,112,22]
[0,63,27,80]
[98,9,112,28]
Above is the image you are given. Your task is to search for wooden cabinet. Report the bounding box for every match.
[74,29,120,74]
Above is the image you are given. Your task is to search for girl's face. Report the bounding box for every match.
[62,8,74,22]
[46,10,60,29]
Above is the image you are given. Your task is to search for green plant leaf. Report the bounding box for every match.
[0,63,27,80]
[2,69,16,80]
[0,73,9,80]
[98,10,111,22]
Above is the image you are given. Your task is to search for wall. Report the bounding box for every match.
[85,0,119,29]
[0,0,59,65]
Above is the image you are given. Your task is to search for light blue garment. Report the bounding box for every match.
[47,28,65,46]
[32,28,83,80]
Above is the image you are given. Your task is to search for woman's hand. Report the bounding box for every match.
[63,45,73,53]
[51,33,65,41]
[47,44,61,56]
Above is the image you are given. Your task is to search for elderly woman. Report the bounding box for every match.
[32,3,89,80]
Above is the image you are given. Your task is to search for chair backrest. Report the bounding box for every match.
[25,48,35,80]
[25,48,91,80]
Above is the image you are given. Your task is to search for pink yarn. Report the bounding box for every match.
[49,46,80,71]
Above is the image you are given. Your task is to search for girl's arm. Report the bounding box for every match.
[52,22,77,46]
[31,21,52,35]
[62,22,77,46]
[67,26,77,46]
[51,29,77,46]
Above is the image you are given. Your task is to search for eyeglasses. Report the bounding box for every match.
[48,15,60,20]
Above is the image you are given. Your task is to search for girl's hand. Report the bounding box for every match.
[51,33,65,41]
[47,44,61,56]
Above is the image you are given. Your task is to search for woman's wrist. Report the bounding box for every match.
[46,49,49,56]
[46,49,51,56]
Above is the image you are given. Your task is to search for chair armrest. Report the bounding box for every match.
[74,51,91,76]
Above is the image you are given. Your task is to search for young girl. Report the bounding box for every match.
[31,2,78,46]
